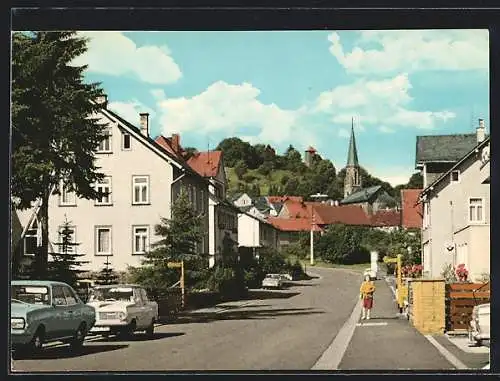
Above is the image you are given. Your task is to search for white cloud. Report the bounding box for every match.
[155,81,301,145]
[379,126,395,134]
[72,32,182,84]
[108,100,156,127]
[315,74,455,130]
[328,29,489,75]
[338,128,350,138]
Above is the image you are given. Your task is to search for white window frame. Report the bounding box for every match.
[423,202,430,229]
[97,127,112,153]
[95,226,112,256]
[468,197,485,224]
[59,182,77,206]
[132,225,150,255]
[122,132,131,151]
[95,176,112,206]
[57,225,77,254]
[132,175,150,205]
[450,170,460,183]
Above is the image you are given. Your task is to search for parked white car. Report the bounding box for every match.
[469,302,490,346]
[280,273,293,281]
[87,284,158,338]
[363,268,377,280]
[262,274,283,289]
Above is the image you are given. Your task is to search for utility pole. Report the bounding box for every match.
[310,210,315,266]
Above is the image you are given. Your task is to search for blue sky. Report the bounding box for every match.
[73,30,489,186]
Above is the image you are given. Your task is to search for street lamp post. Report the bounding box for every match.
[310,210,315,266]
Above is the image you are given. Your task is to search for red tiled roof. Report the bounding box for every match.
[370,210,401,227]
[154,135,184,159]
[266,196,303,204]
[401,189,423,229]
[187,151,222,178]
[282,199,310,218]
[267,217,322,232]
[311,203,372,226]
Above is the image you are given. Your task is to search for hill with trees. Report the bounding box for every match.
[215,137,422,201]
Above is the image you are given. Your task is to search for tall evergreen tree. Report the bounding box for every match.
[47,217,88,289]
[12,32,106,278]
[95,256,119,285]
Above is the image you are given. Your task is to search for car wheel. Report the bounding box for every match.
[119,320,136,339]
[70,323,86,351]
[145,319,155,338]
[30,327,44,355]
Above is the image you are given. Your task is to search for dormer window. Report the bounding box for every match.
[450,170,460,183]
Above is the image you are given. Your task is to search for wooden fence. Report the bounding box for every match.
[446,282,490,332]
[409,279,446,334]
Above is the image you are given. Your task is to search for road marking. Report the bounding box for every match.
[356,322,388,327]
[311,299,362,370]
[424,335,469,370]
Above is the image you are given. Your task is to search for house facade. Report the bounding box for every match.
[237,212,279,257]
[419,133,490,281]
[16,96,209,274]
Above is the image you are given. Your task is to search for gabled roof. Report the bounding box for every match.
[187,151,223,178]
[267,217,322,232]
[282,199,310,218]
[340,185,382,205]
[370,210,401,227]
[415,134,480,167]
[401,189,423,229]
[420,137,490,200]
[311,203,372,226]
[102,108,199,176]
[154,135,185,160]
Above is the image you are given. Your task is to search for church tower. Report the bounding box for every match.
[343,118,362,198]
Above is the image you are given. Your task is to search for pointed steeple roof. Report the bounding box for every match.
[346,118,359,166]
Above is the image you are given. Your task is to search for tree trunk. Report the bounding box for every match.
[36,192,50,279]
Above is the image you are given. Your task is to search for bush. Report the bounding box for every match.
[281,242,308,259]
[243,173,258,183]
[259,247,287,274]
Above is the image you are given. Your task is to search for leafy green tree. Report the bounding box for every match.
[216,137,261,169]
[317,224,369,264]
[284,177,300,195]
[47,217,88,289]
[234,160,248,179]
[95,255,119,285]
[12,32,106,278]
[128,187,204,298]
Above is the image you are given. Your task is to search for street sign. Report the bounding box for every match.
[167,262,182,268]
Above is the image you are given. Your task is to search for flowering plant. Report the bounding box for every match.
[401,264,423,278]
[455,263,469,282]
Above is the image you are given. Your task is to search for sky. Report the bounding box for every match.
[72,30,490,187]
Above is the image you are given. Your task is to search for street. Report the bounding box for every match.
[12,267,362,371]
[11,267,488,372]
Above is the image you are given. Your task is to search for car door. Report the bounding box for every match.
[62,285,82,333]
[133,288,148,328]
[51,285,71,339]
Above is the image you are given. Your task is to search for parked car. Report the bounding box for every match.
[87,284,158,338]
[280,273,293,282]
[262,274,283,289]
[10,280,96,356]
[469,302,490,346]
[363,268,377,280]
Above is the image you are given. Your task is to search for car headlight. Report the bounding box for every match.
[11,318,25,330]
[118,312,127,321]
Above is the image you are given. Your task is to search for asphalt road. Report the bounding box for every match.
[12,267,362,372]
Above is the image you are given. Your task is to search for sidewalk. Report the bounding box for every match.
[338,278,457,370]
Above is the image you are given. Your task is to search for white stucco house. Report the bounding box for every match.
[15,95,209,274]
[418,126,490,281]
[237,212,279,258]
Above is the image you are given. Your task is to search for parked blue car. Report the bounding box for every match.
[10,280,96,356]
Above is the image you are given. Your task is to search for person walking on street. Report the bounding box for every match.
[360,274,376,320]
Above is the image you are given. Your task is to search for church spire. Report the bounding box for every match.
[346,117,359,167]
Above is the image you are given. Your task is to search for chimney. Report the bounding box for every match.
[171,133,180,153]
[476,118,485,143]
[139,113,149,137]
[95,94,108,109]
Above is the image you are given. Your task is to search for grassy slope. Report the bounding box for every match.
[226,167,298,195]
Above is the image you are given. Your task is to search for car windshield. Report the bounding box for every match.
[88,287,135,302]
[266,274,280,279]
[11,285,50,305]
